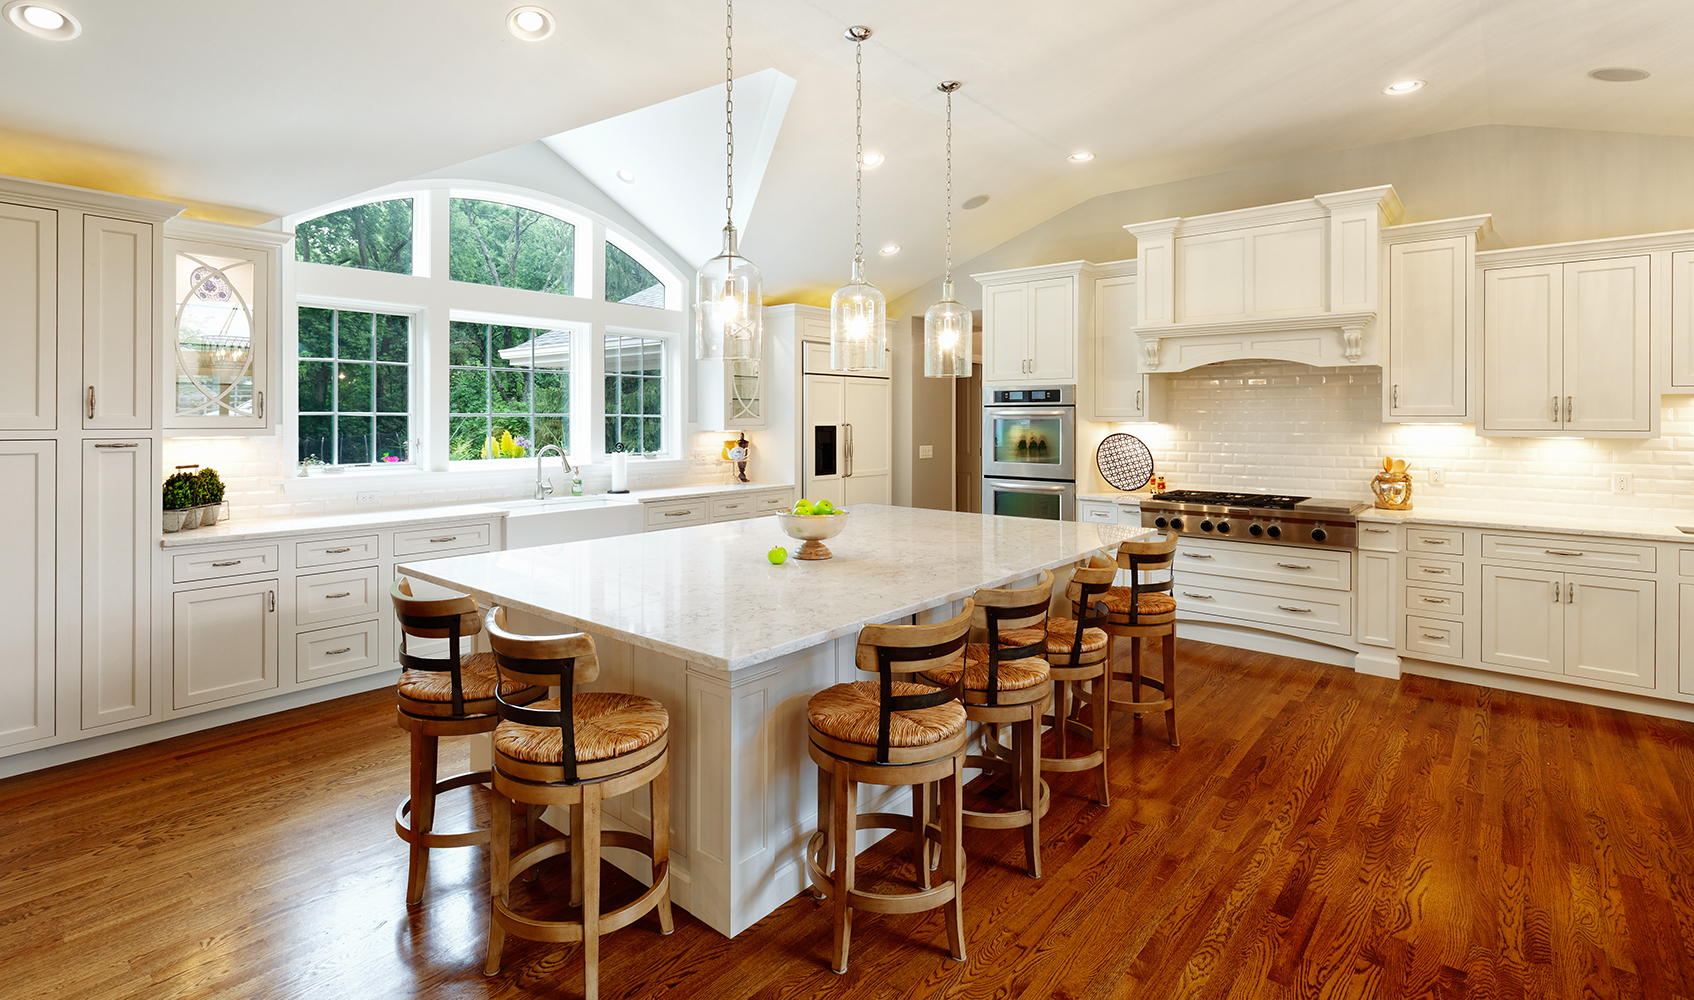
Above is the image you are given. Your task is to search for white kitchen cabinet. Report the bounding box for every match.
[975,263,1088,385]
[802,373,891,507]
[0,202,57,431]
[1480,565,1654,689]
[1089,267,1159,421]
[81,439,155,730]
[1481,256,1651,436]
[172,578,280,709]
[83,215,155,431]
[0,441,55,750]
[1382,218,1488,422]
[1671,250,1694,389]
[696,356,764,432]
[1358,549,1397,649]
[1680,583,1694,696]
[163,220,290,432]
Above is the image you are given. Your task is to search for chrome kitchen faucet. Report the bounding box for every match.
[535,445,572,500]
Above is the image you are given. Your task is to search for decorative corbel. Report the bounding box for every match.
[1141,337,1161,371]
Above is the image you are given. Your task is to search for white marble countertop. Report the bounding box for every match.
[160,503,510,548]
[396,504,1152,673]
[1079,491,1154,504]
[618,482,793,502]
[1358,506,1694,542]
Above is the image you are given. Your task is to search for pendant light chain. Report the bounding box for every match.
[853,35,864,265]
[944,87,954,282]
[725,0,734,228]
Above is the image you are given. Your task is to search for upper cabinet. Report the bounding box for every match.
[1481,255,1651,437]
[83,215,155,431]
[0,202,57,431]
[975,261,1088,385]
[1671,250,1694,390]
[1380,216,1490,423]
[1088,262,1161,421]
[164,219,291,432]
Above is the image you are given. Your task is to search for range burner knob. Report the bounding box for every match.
[1216,521,1231,534]
[1153,516,1168,528]
[1169,517,1185,531]
[1248,524,1263,537]
[1266,525,1281,539]
[1200,520,1214,532]
[1310,527,1328,542]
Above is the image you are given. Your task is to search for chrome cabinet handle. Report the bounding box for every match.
[257,391,265,420]
[844,423,854,478]
[1422,632,1448,640]
[1363,527,1390,534]
[1276,562,1312,570]
[1420,538,1449,545]
[325,547,351,554]
[1420,596,1449,604]
[268,591,275,612]
[1544,549,1584,557]
[212,560,242,567]
[1552,581,1560,603]
[326,592,351,599]
[428,536,457,543]
[94,442,138,448]
[664,510,693,517]
[1568,582,1575,604]
[1182,552,1214,559]
[1551,395,1559,421]
[1420,567,1447,574]
[1181,591,1214,600]
[327,647,352,655]
[1277,605,1313,614]
[87,385,95,419]
[1135,389,1142,410]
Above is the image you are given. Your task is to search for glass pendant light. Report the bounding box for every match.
[829,25,886,373]
[924,81,971,378]
[694,0,762,363]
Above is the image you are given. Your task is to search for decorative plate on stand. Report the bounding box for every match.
[1096,433,1154,491]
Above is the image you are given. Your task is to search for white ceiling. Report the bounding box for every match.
[3,0,1691,305]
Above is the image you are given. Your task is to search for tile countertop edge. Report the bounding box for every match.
[1357,507,1693,541]
[398,539,1139,675]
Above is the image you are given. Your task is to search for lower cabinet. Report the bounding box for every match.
[0,440,55,750]
[1480,565,1654,689]
[296,619,381,683]
[1357,549,1396,648]
[172,579,280,709]
[82,439,155,731]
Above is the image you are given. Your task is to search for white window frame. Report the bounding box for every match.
[283,179,689,479]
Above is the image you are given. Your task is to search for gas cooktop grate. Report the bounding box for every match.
[1149,490,1310,510]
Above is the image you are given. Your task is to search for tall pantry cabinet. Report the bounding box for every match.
[0,175,181,753]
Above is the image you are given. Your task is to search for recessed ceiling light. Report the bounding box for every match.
[879,244,901,255]
[1067,152,1094,163]
[616,169,636,184]
[1383,79,1425,95]
[506,5,553,40]
[862,153,885,168]
[1589,67,1650,82]
[4,1,80,39]
[961,195,989,210]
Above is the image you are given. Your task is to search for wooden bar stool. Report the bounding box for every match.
[1087,534,1181,745]
[481,606,673,1000]
[927,571,1054,878]
[391,577,542,906]
[1002,557,1114,805]
[805,601,973,974]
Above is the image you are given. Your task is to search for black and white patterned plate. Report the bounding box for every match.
[1096,433,1154,491]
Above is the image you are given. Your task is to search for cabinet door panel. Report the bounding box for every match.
[0,202,57,430]
[1681,583,1694,695]
[165,238,270,430]
[843,377,892,506]
[1028,277,1075,381]
[1091,274,1145,419]
[82,439,154,729]
[1358,550,1396,648]
[1563,256,1650,434]
[84,216,154,430]
[1673,251,1694,389]
[1482,265,1562,433]
[802,374,844,507]
[1480,564,1561,674]
[1564,573,1654,689]
[173,580,279,709]
[0,441,55,749]
[1388,238,1467,418]
[983,283,1029,381]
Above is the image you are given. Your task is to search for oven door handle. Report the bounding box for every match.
[986,480,1070,492]
[987,409,1068,418]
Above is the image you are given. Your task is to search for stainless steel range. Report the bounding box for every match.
[1140,490,1369,548]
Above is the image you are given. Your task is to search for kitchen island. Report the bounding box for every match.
[398,504,1149,936]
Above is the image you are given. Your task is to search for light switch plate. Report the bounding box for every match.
[918,444,934,459]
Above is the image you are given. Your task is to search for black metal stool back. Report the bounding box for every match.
[391,577,485,717]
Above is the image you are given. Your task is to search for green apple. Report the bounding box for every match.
[813,499,835,515]
[793,499,815,515]
[767,546,788,564]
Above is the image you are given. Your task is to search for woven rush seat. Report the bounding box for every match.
[397,653,532,705]
[807,680,966,748]
[1096,587,1177,618]
[923,643,1050,692]
[494,693,669,764]
[999,619,1108,655]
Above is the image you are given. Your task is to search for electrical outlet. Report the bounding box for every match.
[1429,466,1446,487]
[918,444,934,459]
[356,491,378,505]
[1612,473,1633,495]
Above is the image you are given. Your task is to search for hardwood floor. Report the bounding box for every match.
[4,638,1693,1000]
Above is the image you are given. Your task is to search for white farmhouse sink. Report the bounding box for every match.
[496,495,644,548]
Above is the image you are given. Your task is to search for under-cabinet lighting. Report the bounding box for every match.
[506,5,554,40]
[4,1,79,39]
[1588,67,1649,82]
[1382,80,1425,95]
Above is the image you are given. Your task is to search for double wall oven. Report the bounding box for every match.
[982,385,1076,521]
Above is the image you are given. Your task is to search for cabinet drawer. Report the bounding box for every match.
[1405,616,1463,659]
[1406,585,1464,616]
[1480,533,1655,573]
[295,534,380,569]
[1173,573,1351,635]
[645,499,709,529]
[1405,556,1463,585]
[711,495,760,521]
[1176,540,1350,591]
[753,489,795,513]
[1357,523,1399,552]
[392,522,493,557]
[1078,501,1118,525]
[296,566,381,627]
[1405,527,1463,555]
[172,544,281,584]
[296,619,381,683]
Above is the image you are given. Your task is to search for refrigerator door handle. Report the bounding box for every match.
[844,423,853,478]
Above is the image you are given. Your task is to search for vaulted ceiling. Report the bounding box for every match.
[2,0,1690,304]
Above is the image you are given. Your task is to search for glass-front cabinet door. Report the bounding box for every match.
[163,220,292,431]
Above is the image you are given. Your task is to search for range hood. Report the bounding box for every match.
[1124,186,1402,372]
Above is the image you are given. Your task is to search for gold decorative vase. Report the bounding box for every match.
[1371,471,1413,510]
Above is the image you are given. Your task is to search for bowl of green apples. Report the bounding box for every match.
[775,499,848,560]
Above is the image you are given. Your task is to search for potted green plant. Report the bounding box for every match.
[196,467,227,524]
[162,472,197,532]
